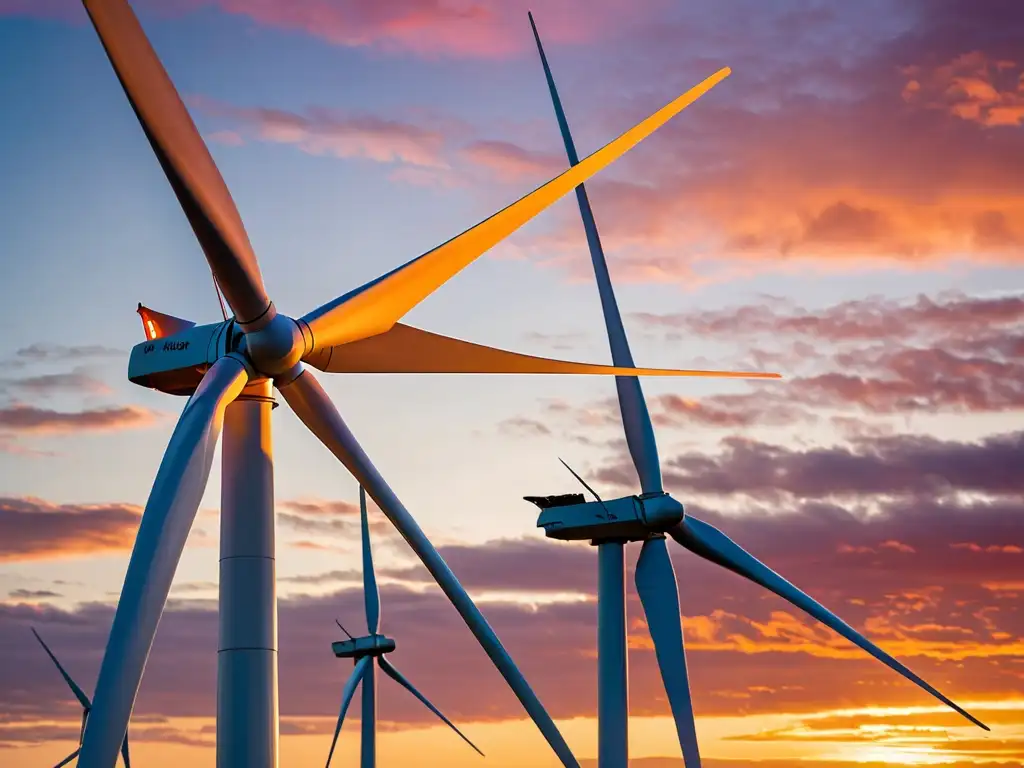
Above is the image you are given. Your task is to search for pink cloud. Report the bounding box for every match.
[189,0,655,59]
[0,0,655,58]
[458,140,563,182]
[192,98,450,167]
[0,404,162,434]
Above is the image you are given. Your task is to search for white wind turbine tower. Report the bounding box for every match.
[29,628,131,768]
[325,487,484,767]
[71,2,777,766]
[525,11,989,768]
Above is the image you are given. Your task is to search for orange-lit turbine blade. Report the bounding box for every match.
[303,324,780,378]
[301,67,732,349]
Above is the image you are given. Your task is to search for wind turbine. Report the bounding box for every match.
[30,628,131,768]
[71,2,778,767]
[325,487,484,767]
[525,11,989,767]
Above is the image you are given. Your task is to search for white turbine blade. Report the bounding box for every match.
[360,486,381,634]
[54,748,80,768]
[529,11,664,494]
[31,628,92,710]
[277,367,579,768]
[82,0,271,325]
[303,323,779,379]
[671,516,990,730]
[635,538,701,766]
[326,656,372,768]
[378,657,484,757]
[78,356,250,766]
[300,68,731,350]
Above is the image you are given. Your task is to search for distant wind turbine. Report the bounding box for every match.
[30,628,132,768]
[326,487,484,767]
[525,11,989,768]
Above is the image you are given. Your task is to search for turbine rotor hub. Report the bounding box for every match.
[242,312,309,376]
[638,492,684,531]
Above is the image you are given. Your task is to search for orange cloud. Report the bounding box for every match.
[953,543,1024,554]
[903,51,1024,127]
[0,405,161,435]
[880,541,917,554]
[521,101,1024,280]
[0,496,142,562]
[629,608,1023,664]
[482,11,1024,282]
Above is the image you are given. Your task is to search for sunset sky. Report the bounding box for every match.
[1,0,1023,766]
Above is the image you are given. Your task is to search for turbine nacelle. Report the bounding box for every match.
[127,319,234,395]
[332,633,397,659]
[530,492,684,542]
[128,306,319,395]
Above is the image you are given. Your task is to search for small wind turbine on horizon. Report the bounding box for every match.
[70,2,781,766]
[30,628,131,768]
[525,11,989,767]
[325,487,483,768]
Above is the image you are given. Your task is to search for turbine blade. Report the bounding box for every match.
[379,657,485,757]
[671,516,990,731]
[304,323,779,379]
[300,68,731,350]
[360,486,381,634]
[529,11,663,494]
[121,733,131,768]
[634,538,701,766]
[80,709,88,745]
[278,368,578,768]
[78,356,250,766]
[30,628,92,710]
[325,656,372,768]
[54,748,80,768]
[82,0,271,325]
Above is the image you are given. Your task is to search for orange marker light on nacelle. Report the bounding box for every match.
[136,303,198,341]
